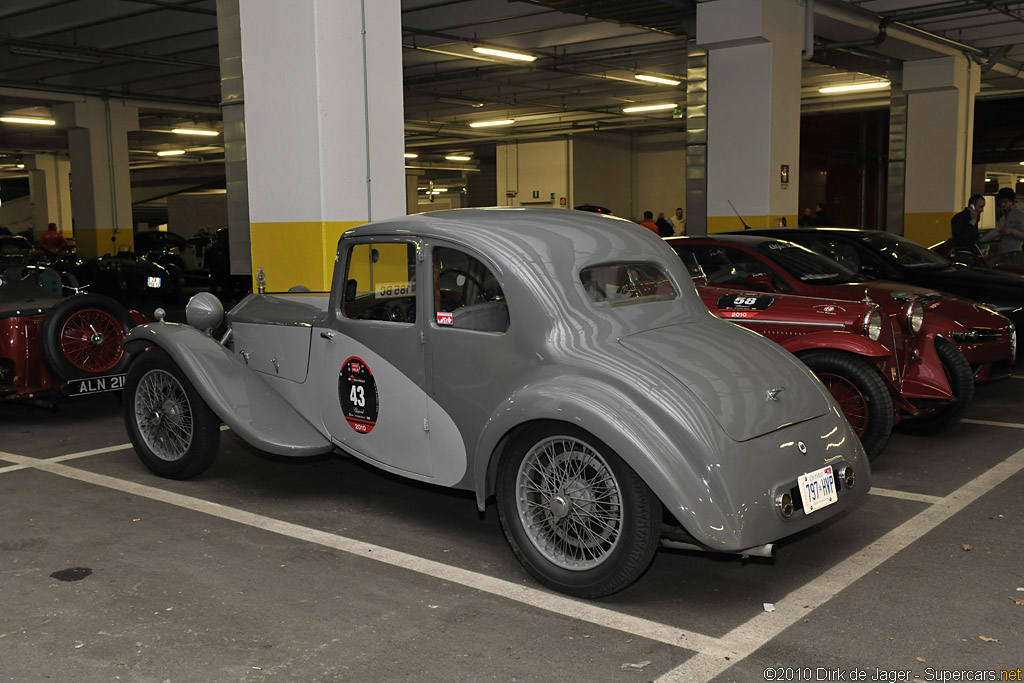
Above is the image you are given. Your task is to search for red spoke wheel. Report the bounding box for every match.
[59,308,126,373]
[817,372,869,437]
[39,294,138,382]
[799,350,893,460]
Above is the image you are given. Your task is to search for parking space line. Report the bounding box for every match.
[0,452,725,658]
[655,446,1024,683]
[869,487,943,504]
[962,418,1024,429]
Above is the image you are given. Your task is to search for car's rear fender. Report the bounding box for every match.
[123,323,333,456]
[473,373,866,552]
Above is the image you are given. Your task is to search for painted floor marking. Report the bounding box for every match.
[962,418,1024,429]
[654,446,1024,683]
[2,438,1021,677]
[869,487,943,505]
[0,450,722,657]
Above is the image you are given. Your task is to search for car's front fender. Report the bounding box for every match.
[781,330,890,358]
[124,323,333,456]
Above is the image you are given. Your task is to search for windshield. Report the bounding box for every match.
[580,263,677,308]
[860,232,950,269]
[756,241,860,284]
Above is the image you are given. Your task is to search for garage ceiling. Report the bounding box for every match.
[2,0,1024,179]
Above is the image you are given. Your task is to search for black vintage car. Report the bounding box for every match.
[746,227,1024,349]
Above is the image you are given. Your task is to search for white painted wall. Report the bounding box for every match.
[572,134,634,218]
[636,132,686,222]
[496,140,570,208]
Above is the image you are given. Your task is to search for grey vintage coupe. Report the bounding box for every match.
[121,208,870,597]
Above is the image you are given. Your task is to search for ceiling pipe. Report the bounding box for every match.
[0,83,220,114]
[814,0,1024,81]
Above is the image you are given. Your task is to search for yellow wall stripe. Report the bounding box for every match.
[75,228,134,260]
[706,215,797,233]
[250,221,365,291]
[903,213,952,248]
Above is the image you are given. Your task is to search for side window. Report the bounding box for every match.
[433,247,508,333]
[341,242,417,323]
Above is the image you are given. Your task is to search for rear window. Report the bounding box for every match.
[580,263,676,307]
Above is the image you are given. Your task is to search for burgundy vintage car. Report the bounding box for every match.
[0,274,146,402]
[669,235,1016,431]
[696,284,966,458]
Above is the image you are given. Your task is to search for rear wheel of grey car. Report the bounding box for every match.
[496,424,661,598]
[800,350,893,460]
[899,338,974,434]
[124,348,220,479]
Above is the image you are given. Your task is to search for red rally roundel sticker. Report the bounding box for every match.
[338,356,379,433]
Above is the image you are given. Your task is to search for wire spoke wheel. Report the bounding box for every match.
[59,308,125,373]
[515,436,623,571]
[134,368,194,462]
[818,372,869,437]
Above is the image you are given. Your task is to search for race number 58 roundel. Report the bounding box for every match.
[338,356,379,433]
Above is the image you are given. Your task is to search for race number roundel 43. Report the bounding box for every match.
[338,356,379,433]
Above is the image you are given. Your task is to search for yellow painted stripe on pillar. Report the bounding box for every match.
[706,215,796,233]
[903,213,952,247]
[75,228,134,260]
[250,221,364,291]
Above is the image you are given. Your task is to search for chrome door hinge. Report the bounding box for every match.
[423,418,429,431]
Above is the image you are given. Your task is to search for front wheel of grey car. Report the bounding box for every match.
[496,423,661,598]
[124,348,220,479]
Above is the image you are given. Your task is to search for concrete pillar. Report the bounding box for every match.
[238,0,405,290]
[902,55,980,246]
[697,0,803,231]
[53,100,138,259]
[25,154,73,238]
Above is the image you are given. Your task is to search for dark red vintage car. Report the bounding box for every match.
[696,283,967,458]
[668,235,1016,432]
[1,274,146,402]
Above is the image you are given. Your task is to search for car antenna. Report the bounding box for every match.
[728,200,750,230]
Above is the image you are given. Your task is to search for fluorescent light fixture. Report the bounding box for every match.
[172,128,219,136]
[16,164,25,169]
[1019,177,1024,183]
[986,178,992,182]
[404,153,419,159]
[472,46,536,62]
[156,150,186,157]
[469,119,515,128]
[1018,161,1024,166]
[432,188,449,192]
[0,116,56,126]
[634,73,680,86]
[445,155,471,161]
[818,81,891,94]
[622,103,677,113]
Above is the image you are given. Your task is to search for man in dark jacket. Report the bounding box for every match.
[950,193,986,265]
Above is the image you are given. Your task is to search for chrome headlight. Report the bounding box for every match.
[859,306,883,341]
[904,301,924,335]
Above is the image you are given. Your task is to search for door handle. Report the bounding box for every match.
[320,331,335,340]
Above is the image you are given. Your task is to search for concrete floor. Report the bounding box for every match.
[2,374,1023,683]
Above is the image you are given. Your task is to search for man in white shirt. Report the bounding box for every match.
[668,207,685,235]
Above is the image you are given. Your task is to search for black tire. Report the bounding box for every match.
[800,350,893,460]
[38,294,136,382]
[496,423,661,598]
[124,348,220,479]
[899,338,974,434]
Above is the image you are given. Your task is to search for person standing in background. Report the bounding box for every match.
[981,187,1024,265]
[655,212,673,237]
[39,222,68,254]
[639,211,660,235]
[950,194,986,266]
[668,207,686,235]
